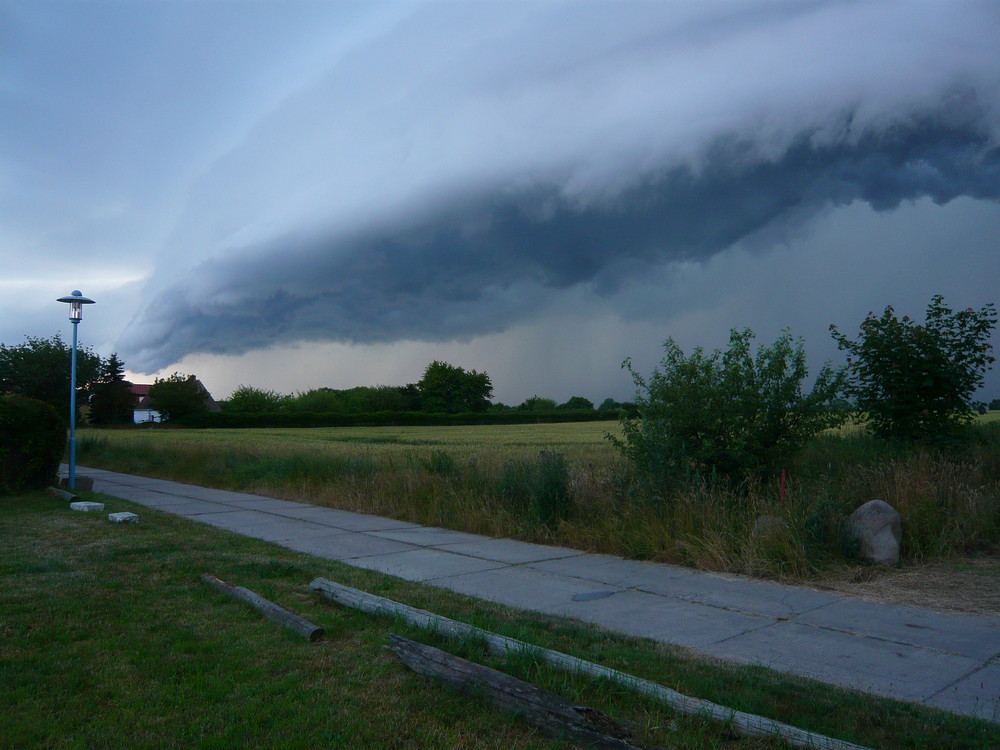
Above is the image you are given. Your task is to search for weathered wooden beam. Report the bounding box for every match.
[389,634,661,750]
[310,577,872,750]
[202,573,324,642]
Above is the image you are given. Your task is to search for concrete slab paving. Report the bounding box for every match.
[925,661,1000,722]
[366,526,490,547]
[279,532,417,560]
[68,464,1000,723]
[346,548,508,582]
[712,620,984,703]
[438,565,622,611]
[142,499,239,517]
[636,571,842,619]
[796,598,1000,660]
[440,537,585,564]
[268,505,419,532]
[216,497,316,512]
[193,510,353,542]
[529,554,698,587]
[549,589,771,649]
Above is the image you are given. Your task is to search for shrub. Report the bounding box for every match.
[831,295,997,441]
[225,385,290,413]
[0,396,66,493]
[612,328,847,490]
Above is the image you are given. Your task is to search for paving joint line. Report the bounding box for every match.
[922,660,997,702]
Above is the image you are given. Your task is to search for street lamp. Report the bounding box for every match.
[56,290,96,490]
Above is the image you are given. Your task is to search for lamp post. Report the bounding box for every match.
[57,290,96,490]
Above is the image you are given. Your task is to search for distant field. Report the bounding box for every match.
[90,421,621,462]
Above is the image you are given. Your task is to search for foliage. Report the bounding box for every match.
[990,398,1000,411]
[831,295,997,441]
[0,396,65,493]
[88,353,135,424]
[148,373,211,421]
[0,334,103,417]
[598,397,635,412]
[518,395,558,411]
[225,384,290,413]
[560,396,594,410]
[417,360,493,413]
[612,329,847,488]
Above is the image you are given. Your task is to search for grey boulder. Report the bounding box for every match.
[844,499,901,566]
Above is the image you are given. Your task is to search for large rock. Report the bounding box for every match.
[843,499,901,566]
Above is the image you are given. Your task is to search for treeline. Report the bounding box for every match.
[178,408,623,429]
[198,359,635,427]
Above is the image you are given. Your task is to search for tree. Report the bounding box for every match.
[226,385,290,413]
[518,395,557,411]
[417,361,493,413]
[0,334,102,418]
[88,353,135,424]
[559,396,594,410]
[148,373,211,421]
[830,295,997,441]
[990,398,1000,411]
[611,329,847,488]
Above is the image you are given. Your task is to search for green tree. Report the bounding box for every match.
[612,329,846,488]
[148,373,210,421]
[830,295,997,441]
[226,385,289,413]
[518,395,557,411]
[990,398,1000,411]
[417,361,493,413]
[88,353,135,425]
[559,396,594,410]
[0,334,102,418]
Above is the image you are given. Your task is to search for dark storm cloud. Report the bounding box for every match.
[114,1,1000,370]
[123,96,1000,370]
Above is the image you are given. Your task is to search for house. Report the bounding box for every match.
[130,377,222,423]
[130,384,160,423]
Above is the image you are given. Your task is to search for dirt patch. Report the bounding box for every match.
[812,553,1000,616]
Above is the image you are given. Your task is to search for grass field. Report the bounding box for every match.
[76,417,1000,579]
[3,489,994,748]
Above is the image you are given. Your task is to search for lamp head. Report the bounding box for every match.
[56,290,96,322]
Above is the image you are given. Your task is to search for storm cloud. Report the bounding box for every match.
[63,1,998,372]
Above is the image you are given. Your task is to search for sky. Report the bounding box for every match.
[2,0,999,405]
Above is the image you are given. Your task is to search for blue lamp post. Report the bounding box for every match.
[57,290,96,490]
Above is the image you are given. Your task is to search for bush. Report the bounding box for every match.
[612,328,847,490]
[0,396,66,493]
[831,295,997,441]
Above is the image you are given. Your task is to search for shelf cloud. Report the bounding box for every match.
[115,1,1000,371]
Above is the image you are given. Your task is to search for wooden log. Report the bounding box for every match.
[311,577,872,750]
[389,634,661,750]
[202,573,324,642]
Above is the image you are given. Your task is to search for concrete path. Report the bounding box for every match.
[66,465,1000,723]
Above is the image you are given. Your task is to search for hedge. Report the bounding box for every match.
[1,395,66,493]
[172,409,631,429]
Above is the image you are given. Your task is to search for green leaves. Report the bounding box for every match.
[613,328,847,489]
[417,361,493,413]
[831,295,997,441]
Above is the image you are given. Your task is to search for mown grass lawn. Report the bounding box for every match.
[2,490,995,748]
